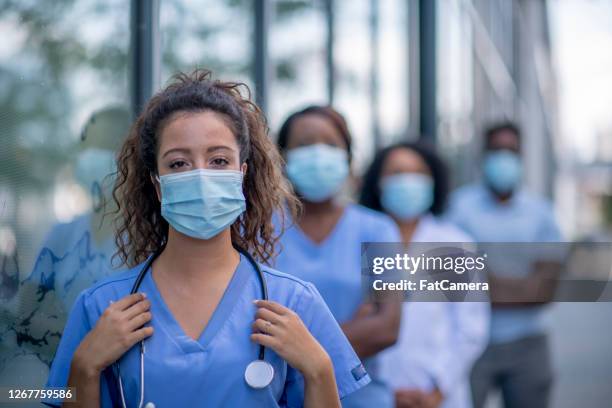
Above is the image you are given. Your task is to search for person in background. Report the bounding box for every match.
[29,106,130,310]
[274,106,402,408]
[0,107,130,393]
[446,122,563,408]
[360,141,489,408]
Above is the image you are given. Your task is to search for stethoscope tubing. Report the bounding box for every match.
[116,243,268,407]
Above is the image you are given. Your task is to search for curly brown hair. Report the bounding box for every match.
[111,69,300,267]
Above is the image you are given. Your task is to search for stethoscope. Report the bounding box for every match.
[115,244,274,408]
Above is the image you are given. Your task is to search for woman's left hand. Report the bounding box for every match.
[251,299,332,379]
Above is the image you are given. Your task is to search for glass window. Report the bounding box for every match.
[269,0,328,132]
[334,0,373,171]
[378,0,409,144]
[437,0,475,184]
[160,0,252,85]
[0,0,130,395]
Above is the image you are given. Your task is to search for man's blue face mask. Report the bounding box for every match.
[157,169,246,240]
[75,147,116,193]
[483,150,522,194]
[286,144,349,203]
[380,173,434,220]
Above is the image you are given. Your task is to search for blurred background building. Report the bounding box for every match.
[0,1,611,407]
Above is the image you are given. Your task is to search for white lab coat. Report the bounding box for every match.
[379,214,490,408]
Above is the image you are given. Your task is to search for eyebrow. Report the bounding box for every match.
[162,145,235,158]
[162,148,190,158]
[207,145,235,153]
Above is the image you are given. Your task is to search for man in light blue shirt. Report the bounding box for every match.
[447,122,562,408]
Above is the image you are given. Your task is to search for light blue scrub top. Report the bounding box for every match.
[274,204,401,408]
[43,255,370,407]
[446,183,562,344]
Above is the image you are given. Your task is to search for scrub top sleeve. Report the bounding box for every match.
[42,291,113,407]
[372,216,402,243]
[283,282,371,406]
[533,205,567,264]
[536,205,563,242]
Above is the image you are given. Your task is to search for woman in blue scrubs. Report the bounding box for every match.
[43,71,370,408]
[274,106,402,408]
[360,142,489,408]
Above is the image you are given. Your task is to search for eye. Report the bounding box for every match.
[210,157,230,167]
[169,160,188,169]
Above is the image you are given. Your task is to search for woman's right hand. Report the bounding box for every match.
[72,293,153,376]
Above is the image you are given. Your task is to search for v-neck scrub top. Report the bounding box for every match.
[274,204,401,408]
[274,205,401,323]
[43,255,370,407]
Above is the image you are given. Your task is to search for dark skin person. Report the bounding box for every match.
[380,147,444,408]
[285,113,401,359]
[286,115,347,243]
[484,128,520,202]
[380,148,431,243]
[485,129,562,308]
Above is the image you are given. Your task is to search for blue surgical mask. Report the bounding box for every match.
[157,169,246,240]
[75,148,116,192]
[380,173,434,220]
[483,150,522,194]
[286,144,349,202]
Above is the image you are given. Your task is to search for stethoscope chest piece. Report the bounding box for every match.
[244,360,274,389]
